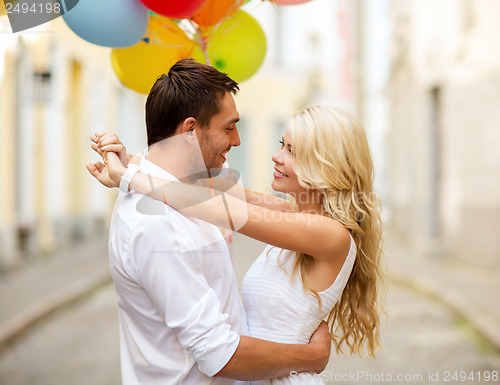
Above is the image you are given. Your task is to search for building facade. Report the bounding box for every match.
[232,0,359,191]
[0,17,146,270]
[386,0,500,267]
[1,0,358,270]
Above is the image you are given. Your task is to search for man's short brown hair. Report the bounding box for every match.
[145,58,239,147]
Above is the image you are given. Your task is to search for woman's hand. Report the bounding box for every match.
[91,132,129,167]
[86,147,128,189]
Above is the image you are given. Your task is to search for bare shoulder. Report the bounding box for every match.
[307,218,352,291]
[314,216,352,261]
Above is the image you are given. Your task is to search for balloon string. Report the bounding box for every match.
[247,0,266,14]
[201,33,210,65]
[185,19,210,65]
[211,0,244,31]
[197,12,241,53]
[150,2,247,66]
[207,0,245,40]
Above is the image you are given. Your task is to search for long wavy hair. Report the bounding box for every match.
[287,105,385,358]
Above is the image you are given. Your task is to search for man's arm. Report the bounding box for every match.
[90,132,291,212]
[216,323,331,381]
[131,216,330,381]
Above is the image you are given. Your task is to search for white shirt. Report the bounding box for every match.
[108,156,248,385]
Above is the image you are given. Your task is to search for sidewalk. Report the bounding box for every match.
[386,231,500,352]
[0,231,499,353]
[0,236,110,351]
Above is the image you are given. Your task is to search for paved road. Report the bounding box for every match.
[326,284,500,385]
[0,235,499,385]
[0,285,121,385]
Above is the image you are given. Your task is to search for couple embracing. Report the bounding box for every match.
[87,58,384,385]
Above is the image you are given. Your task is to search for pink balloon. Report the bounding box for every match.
[270,0,312,5]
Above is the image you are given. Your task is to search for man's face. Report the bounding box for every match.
[196,92,241,174]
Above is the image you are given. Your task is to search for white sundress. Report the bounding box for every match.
[241,235,356,385]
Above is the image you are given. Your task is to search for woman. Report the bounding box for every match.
[87,105,384,384]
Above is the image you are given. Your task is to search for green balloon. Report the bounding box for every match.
[193,10,267,82]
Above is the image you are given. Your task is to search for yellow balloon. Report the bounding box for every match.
[193,10,266,83]
[112,17,194,94]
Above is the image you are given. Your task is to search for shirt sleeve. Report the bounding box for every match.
[130,214,240,377]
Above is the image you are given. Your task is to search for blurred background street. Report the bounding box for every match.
[1,0,500,383]
[0,234,499,385]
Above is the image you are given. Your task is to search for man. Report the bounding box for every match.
[88,59,330,384]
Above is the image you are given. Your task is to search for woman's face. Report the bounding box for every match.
[271,129,308,196]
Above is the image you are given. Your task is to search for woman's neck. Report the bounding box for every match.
[291,191,323,214]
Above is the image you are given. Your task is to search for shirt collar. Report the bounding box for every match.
[139,155,180,183]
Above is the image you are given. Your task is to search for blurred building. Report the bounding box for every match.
[231,0,360,191]
[0,0,360,270]
[0,17,145,270]
[386,0,500,267]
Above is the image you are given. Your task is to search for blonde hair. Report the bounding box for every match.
[288,105,385,358]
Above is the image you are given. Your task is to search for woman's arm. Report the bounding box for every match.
[201,173,291,212]
[130,171,345,260]
[87,148,347,261]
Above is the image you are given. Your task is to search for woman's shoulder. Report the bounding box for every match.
[311,216,352,261]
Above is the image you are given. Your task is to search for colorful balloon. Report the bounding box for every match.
[112,18,194,94]
[192,0,244,27]
[270,0,312,5]
[139,0,208,19]
[193,10,266,83]
[62,0,148,48]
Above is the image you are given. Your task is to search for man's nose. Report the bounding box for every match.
[231,128,241,147]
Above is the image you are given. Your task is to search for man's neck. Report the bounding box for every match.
[146,143,206,184]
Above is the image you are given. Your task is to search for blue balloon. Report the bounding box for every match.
[62,0,149,48]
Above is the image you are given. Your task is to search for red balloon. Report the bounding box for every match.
[139,0,208,19]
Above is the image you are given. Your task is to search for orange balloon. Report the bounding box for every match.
[147,15,193,46]
[192,0,244,27]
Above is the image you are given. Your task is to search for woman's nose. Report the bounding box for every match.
[272,149,284,164]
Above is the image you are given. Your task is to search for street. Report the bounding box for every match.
[0,234,499,385]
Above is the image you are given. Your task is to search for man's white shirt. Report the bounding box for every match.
[108,156,248,385]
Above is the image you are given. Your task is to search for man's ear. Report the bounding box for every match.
[180,117,197,135]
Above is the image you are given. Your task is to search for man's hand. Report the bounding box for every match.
[86,151,126,189]
[91,132,128,167]
[309,321,331,373]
